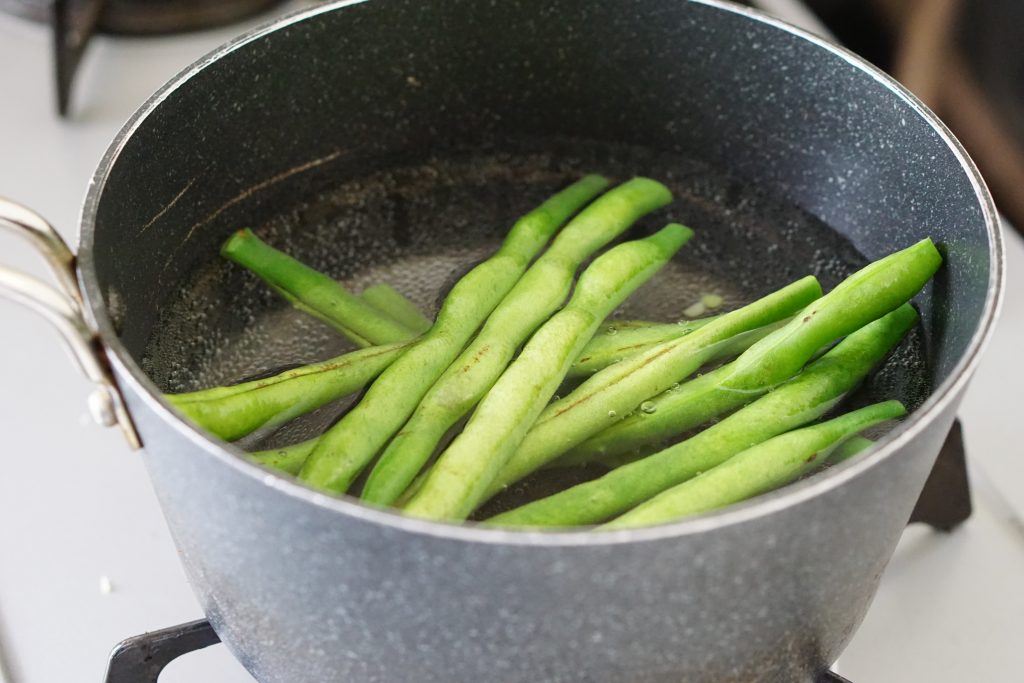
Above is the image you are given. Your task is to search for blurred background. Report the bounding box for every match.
[9,0,1021,225]
[803,0,1024,233]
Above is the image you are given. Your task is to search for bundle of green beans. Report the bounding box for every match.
[481,239,939,509]
[600,404,898,529]
[402,224,692,520]
[487,303,921,527]
[168,316,712,442]
[164,174,942,530]
[299,178,673,494]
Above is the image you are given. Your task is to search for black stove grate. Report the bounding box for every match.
[104,619,220,683]
[1,0,285,116]
[103,619,855,683]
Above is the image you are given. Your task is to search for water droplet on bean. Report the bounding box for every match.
[607,410,617,418]
[640,401,657,414]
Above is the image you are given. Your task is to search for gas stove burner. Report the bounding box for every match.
[0,0,285,116]
[100,423,969,682]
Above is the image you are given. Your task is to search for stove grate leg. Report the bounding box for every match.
[909,419,972,531]
[103,619,220,683]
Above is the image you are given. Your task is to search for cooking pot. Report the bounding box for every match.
[0,0,1002,681]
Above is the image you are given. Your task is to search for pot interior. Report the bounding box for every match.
[133,139,931,511]
[82,0,995,505]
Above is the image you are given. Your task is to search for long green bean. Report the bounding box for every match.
[719,238,940,392]
[831,435,874,462]
[486,303,918,528]
[566,316,719,379]
[590,320,661,331]
[602,400,905,529]
[403,224,693,520]
[360,283,432,334]
[267,277,377,347]
[248,438,318,475]
[226,228,430,346]
[222,229,415,345]
[168,310,690,447]
[298,175,613,493]
[166,342,408,440]
[552,320,791,470]
[360,178,677,505]
[486,277,823,496]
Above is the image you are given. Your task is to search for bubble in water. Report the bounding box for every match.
[607,410,617,418]
[640,401,657,414]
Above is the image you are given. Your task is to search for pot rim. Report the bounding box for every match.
[76,0,1004,547]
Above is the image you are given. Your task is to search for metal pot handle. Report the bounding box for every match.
[0,197,141,449]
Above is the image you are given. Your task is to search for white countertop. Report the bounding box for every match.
[0,5,1021,682]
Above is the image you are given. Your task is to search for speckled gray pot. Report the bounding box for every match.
[75,1,1001,681]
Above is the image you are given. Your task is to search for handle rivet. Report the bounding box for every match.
[88,386,116,427]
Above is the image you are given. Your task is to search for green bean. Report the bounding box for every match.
[236,374,872,485]
[248,438,318,475]
[218,314,700,469]
[486,277,823,496]
[598,320,662,331]
[831,435,874,462]
[166,342,408,440]
[295,281,427,345]
[719,238,940,392]
[566,316,719,379]
[486,303,918,528]
[601,400,906,529]
[552,320,791,470]
[298,175,613,492]
[403,224,693,520]
[488,239,940,497]
[222,229,416,345]
[166,310,678,446]
[266,275,378,347]
[359,178,676,505]
[360,283,432,334]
